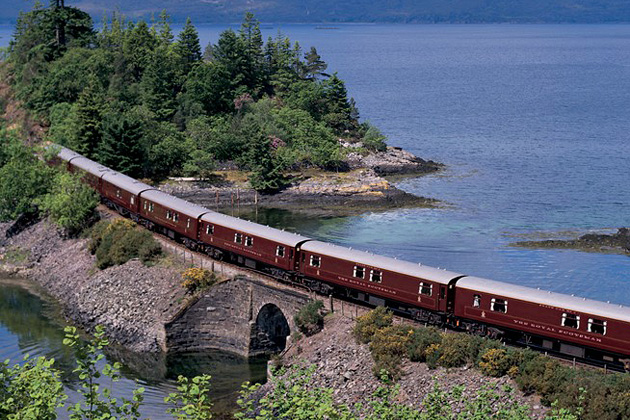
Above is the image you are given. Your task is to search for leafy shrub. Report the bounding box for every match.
[406,326,442,362]
[360,121,387,152]
[89,219,162,269]
[181,267,216,292]
[369,325,412,380]
[353,306,393,344]
[478,348,511,377]
[294,300,325,337]
[425,343,441,370]
[36,171,99,236]
[438,334,477,368]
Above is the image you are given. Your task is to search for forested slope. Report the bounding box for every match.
[5,3,386,192]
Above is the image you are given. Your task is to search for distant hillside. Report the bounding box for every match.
[3,0,630,23]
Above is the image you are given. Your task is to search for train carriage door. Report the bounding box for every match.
[438,286,447,312]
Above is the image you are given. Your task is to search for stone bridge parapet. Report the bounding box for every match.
[165,276,312,357]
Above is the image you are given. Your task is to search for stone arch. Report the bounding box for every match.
[249,303,290,356]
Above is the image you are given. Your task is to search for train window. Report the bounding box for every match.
[562,313,580,329]
[473,295,481,308]
[166,210,172,220]
[116,189,121,198]
[419,282,432,296]
[353,266,365,279]
[130,196,135,205]
[490,298,507,313]
[276,246,285,257]
[143,201,147,210]
[234,233,242,244]
[206,224,214,235]
[310,255,321,267]
[588,318,607,335]
[149,203,154,212]
[186,218,191,229]
[370,270,382,283]
[245,236,254,247]
[173,213,179,222]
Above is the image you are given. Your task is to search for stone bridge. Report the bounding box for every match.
[165,276,313,357]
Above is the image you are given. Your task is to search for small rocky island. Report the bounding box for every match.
[512,227,630,255]
[162,141,443,216]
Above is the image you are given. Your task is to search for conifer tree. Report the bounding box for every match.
[97,110,146,178]
[175,17,202,76]
[303,46,328,79]
[74,77,104,158]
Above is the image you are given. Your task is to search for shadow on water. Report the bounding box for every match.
[0,278,268,417]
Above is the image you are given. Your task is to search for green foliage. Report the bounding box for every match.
[0,355,66,419]
[165,374,213,419]
[0,138,53,221]
[181,267,217,292]
[236,365,352,420]
[361,121,387,152]
[369,325,412,380]
[89,218,162,269]
[353,306,393,344]
[8,6,368,185]
[63,325,145,419]
[294,299,325,336]
[406,326,442,362]
[36,170,99,236]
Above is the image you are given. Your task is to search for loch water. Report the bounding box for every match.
[0,23,629,415]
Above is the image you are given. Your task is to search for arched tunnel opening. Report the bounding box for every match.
[250,304,290,356]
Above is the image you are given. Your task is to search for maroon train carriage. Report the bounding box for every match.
[139,189,209,244]
[100,171,155,217]
[199,211,310,274]
[299,241,464,322]
[454,276,630,369]
[67,156,112,191]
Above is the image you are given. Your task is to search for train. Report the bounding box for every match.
[55,146,630,371]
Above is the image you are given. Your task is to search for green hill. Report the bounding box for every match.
[3,0,630,23]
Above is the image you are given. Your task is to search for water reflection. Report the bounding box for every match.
[0,279,268,418]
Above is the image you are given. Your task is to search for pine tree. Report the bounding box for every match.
[303,46,328,79]
[323,73,356,133]
[74,77,104,158]
[174,17,202,76]
[97,110,146,178]
[156,9,173,45]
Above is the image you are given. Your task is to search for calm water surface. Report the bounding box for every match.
[0,279,268,418]
[1,23,629,415]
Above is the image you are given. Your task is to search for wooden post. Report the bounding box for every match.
[215,190,219,211]
[231,191,234,216]
[237,188,240,214]
[329,295,333,312]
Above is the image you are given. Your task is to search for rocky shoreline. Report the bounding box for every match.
[512,227,630,255]
[0,219,188,353]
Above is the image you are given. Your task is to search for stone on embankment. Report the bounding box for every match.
[0,219,186,353]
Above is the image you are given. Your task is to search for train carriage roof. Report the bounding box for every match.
[101,171,155,196]
[200,211,311,247]
[301,241,463,285]
[142,189,210,219]
[56,146,83,162]
[70,157,111,178]
[457,276,630,323]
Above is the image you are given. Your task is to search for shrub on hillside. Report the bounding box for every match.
[369,325,412,379]
[294,300,325,336]
[36,171,99,236]
[406,326,442,362]
[89,219,162,269]
[353,306,393,344]
[438,334,479,368]
[181,267,216,293]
